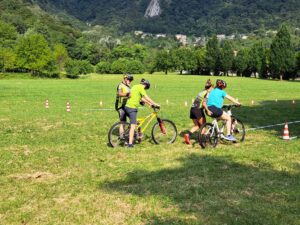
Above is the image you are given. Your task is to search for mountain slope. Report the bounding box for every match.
[37,0,300,35]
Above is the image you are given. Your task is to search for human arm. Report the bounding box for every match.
[118,90,130,97]
[117,84,130,97]
[225,94,241,106]
[141,96,160,107]
[202,98,212,116]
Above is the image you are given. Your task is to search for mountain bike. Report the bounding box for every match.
[198,104,245,149]
[108,106,177,147]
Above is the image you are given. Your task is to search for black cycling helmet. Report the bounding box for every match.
[124,73,134,81]
[216,79,227,89]
[140,78,150,89]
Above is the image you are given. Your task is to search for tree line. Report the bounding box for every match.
[1,19,299,80]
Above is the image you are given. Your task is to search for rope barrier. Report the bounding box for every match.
[246,120,300,131]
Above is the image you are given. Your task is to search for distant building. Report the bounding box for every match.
[217,34,226,41]
[175,34,187,46]
[141,33,153,39]
[134,31,144,36]
[155,33,166,38]
[227,34,235,40]
[266,30,278,34]
[193,37,206,46]
[233,50,238,57]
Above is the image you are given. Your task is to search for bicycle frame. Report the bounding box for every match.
[210,107,234,138]
[210,119,225,137]
[211,107,237,139]
[136,109,159,133]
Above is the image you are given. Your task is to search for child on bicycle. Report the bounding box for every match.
[124,78,160,148]
[184,79,214,145]
[207,79,241,141]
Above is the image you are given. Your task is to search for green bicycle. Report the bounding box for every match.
[108,106,177,147]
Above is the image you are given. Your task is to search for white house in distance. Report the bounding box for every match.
[155,33,167,38]
[134,30,144,36]
[217,34,226,41]
[175,34,187,46]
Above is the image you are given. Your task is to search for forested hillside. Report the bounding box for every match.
[1,0,299,80]
[0,0,84,49]
[37,0,300,35]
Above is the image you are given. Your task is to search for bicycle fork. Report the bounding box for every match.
[157,117,166,134]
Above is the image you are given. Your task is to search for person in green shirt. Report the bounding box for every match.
[124,78,160,148]
[184,79,214,145]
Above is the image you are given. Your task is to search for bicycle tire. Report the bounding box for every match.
[108,121,130,147]
[231,116,245,142]
[198,123,218,149]
[151,119,177,144]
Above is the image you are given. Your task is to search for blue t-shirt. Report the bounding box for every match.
[207,88,227,108]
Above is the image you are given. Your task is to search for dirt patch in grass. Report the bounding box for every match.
[7,145,32,156]
[9,172,55,180]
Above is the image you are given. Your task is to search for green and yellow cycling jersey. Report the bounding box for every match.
[126,84,147,109]
[115,82,130,110]
[191,89,208,109]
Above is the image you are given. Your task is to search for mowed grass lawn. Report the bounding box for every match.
[0,73,299,225]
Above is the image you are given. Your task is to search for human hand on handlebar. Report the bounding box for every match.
[151,104,160,109]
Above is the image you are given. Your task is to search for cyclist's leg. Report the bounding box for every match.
[118,108,126,138]
[209,105,234,139]
[198,116,207,134]
[191,119,200,132]
[185,108,200,144]
[219,112,236,141]
[124,106,138,146]
[185,108,207,144]
[190,108,206,132]
[219,112,231,136]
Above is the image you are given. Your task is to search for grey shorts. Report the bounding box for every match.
[124,106,138,124]
[117,108,127,122]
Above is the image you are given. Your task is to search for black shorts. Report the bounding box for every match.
[190,107,205,119]
[124,106,138,124]
[208,106,223,118]
[117,108,126,122]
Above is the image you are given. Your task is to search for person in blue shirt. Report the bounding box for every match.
[207,79,241,141]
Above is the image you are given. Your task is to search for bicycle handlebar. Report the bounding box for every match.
[222,104,241,110]
[151,105,160,111]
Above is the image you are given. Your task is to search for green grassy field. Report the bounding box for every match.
[0,73,299,225]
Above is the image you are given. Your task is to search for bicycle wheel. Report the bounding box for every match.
[231,117,245,142]
[151,119,177,144]
[108,121,130,147]
[198,123,218,149]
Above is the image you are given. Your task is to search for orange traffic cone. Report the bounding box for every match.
[282,123,290,140]
[45,99,49,109]
[66,101,71,112]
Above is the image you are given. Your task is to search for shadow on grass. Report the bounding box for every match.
[224,99,300,138]
[178,99,300,143]
[100,154,299,224]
